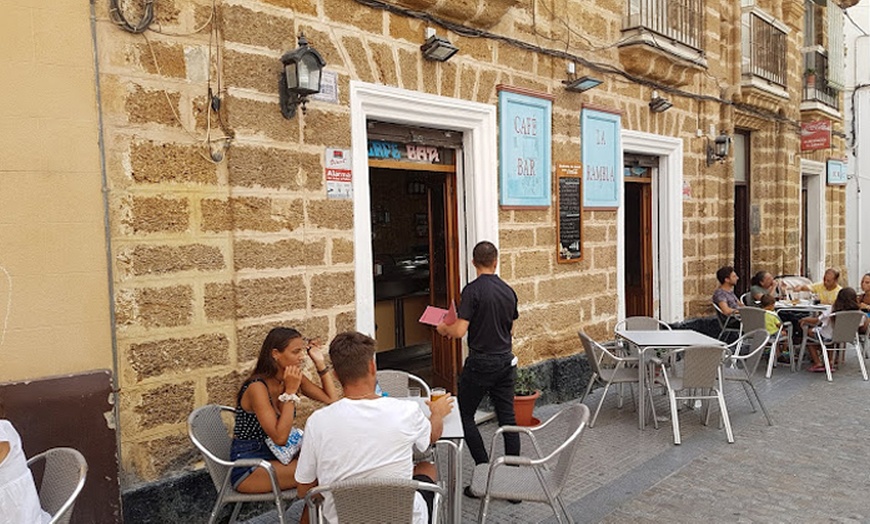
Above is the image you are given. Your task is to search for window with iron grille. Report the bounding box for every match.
[741,7,788,89]
[624,0,705,53]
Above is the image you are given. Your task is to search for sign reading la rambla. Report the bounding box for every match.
[581,107,622,209]
[497,86,553,207]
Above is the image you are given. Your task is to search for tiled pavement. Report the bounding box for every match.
[249,354,870,523]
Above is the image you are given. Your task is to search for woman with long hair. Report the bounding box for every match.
[799,287,864,372]
[230,327,338,493]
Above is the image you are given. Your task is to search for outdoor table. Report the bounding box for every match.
[409,397,464,524]
[615,329,725,430]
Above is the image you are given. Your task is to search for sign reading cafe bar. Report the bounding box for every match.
[581,107,622,209]
[497,86,553,208]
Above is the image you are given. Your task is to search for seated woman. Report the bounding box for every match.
[1,403,52,523]
[231,327,338,493]
[859,273,870,334]
[799,287,866,372]
[750,271,776,302]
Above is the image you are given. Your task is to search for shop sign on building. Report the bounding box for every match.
[497,86,553,208]
[800,119,832,151]
[581,106,622,209]
[325,147,352,199]
[827,158,847,185]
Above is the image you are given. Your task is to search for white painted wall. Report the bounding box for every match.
[844,1,870,283]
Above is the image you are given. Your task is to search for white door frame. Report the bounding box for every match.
[800,159,826,281]
[619,130,685,322]
[350,82,499,336]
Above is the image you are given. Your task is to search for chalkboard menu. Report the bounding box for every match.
[556,164,583,263]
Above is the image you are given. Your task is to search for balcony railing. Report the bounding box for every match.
[742,12,787,88]
[624,0,704,52]
[802,50,840,111]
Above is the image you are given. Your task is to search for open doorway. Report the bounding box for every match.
[367,122,462,390]
[623,155,655,317]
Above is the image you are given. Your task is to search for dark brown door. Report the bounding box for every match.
[734,184,750,294]
[624,178,653,317]
[427,173,462,392]
[801,179,808,276]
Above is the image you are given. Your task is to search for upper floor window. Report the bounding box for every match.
[624,0,705,53]
[741,4,789,91]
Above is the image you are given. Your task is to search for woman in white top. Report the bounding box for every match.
[0,406,51,524]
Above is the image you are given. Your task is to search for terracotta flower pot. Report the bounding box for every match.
[513,390,541,426]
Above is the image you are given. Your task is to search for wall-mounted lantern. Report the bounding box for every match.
[706,133,731,165]
[280,33,326,120]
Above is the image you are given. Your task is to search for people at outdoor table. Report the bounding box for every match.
[750,271,777,301]
[858,273,870,313]
[295,331,454,524]
[713,265,741,317]
[229,327,338,494]
[791,267,842,305]
[760,294,790,362]
[798,287,867,372]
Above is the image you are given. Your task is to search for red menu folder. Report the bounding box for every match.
[418,300,457,326]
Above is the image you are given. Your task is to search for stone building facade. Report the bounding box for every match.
[1,0,855,505]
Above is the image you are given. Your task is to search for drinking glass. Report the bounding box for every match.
[407,387,421,398]
[430,387,447,402]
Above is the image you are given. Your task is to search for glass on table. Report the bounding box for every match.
[407,387,421,398]
[430,387,447,402]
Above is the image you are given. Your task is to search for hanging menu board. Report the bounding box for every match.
[556,164,583,263]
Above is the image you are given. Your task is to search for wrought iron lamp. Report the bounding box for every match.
[280,33,326,119]
[706,132,731,165]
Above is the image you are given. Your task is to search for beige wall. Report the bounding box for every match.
[0,0,112,381]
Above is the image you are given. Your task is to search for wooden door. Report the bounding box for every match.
[734,184,750,294]
[427,173,462,392]
[624,179,653,317]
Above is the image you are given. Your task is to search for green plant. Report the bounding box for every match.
[514,366,539,396]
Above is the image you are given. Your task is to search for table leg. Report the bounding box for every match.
[637,345,646,430]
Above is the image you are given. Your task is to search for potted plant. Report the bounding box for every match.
[805,68,817,89]
[513,366,541,426]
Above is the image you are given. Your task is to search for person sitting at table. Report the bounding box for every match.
[713,265,741,320]
[229,327,338,494]
[295,331,454,524]
[760,294,790,362]
[750,271,777,302]
[0,401,52,524]
[799,287,866,372]
[859,273,870,334]
[791,268,842,305]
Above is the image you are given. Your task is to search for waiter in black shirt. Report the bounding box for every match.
[437,241,520,470]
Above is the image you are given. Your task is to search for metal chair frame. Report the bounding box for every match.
[798,311,868,382]
[305,478,443,524]
[376,370,432,398]
[713,302,742,341]
[188,404,297,524]
[26,447,88,524]
[471,404,590,524]
[738,306,794,377]
[722,329,773,425]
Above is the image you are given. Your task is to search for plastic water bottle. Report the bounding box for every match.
[375,381,387,397]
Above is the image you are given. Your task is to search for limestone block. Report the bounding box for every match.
[310,271,355,309]
[130,141,217,185]
[204,282,235,322]
[370,42,399,86]
[514,250,551,279]
[584,224,608,243]
[123,195,189,234]
[228,145,314,190]
[512,209,550,223]
[125,85,180,128]
[235,276,307,318]
[131,285,193,328]
[341,36,374,83]
[206,370,246,407]
[226,95,299,142]
[223,50,280,96]
[592,245,617,269]
[513,282,536,306]
[128,333,230,381]
[324,0,383,31]
[220,4,296,52]
[118,244,225,277]
[308,199,353,230]
[388,13,425,43]
[398,48,419,91]
[439,61,458,98]
[535,226,556,247]
[134,382,196,429]
[456,35,494,63]
[230,196,304,233]
[234,238,305,270]
[499,228,534,250]
[302,108,351,147]
[201,199,231,232]
[133,41,186,79]
[331,238,355,264]
[459,64,477,100]
[138,433,198,481]
[477,69,499,103]
[538,275,589,303]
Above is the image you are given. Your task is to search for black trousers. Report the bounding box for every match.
[458,353,520,465]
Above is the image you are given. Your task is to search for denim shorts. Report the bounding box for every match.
[229,439,276,488]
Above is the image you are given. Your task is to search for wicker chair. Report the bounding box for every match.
[305,478,443,524]
[739,306,794,377]
[798,311,868,382]
[376,370,432,398]
[188,404,297,524]
[26,447,87,524]
[468,404,590,524]
[722,329,773,425]
[658,345,733,445]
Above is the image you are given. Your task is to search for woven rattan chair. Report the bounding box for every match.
[739,306,794,377]
[376,370,432,398]
[468,404,590,524]
[659,345,733,445]
[798,310,868,382]
[722,329,773,425]
[188,404,297,524]
[713,302,742,341]
[578,331,654,428]
[26,447,87,524]
[305,478,443,524]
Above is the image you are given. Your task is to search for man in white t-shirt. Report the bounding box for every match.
[295,331,454,524]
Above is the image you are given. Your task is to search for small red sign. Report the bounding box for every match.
[801,119,832,151]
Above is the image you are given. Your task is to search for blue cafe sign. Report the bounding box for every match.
[498,87,553,207]
[581,108,622,209]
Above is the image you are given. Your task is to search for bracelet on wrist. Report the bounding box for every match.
[278,392,300,404]
[317,364,333,376]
